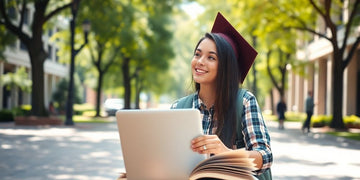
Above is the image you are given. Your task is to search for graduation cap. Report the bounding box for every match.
[211,12,257,83]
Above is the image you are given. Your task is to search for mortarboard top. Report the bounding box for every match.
[211,12,257,83]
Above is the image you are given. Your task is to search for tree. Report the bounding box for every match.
[266,49,291,103]
[0,67,31,109]
[78,0,126,116]
[0,25,16,59]
[117,0,179,109]
[55,0,180,111]
[52,73,83,114]
[231,1,297,110]
[269,0,360,129]
[0,0,72,116]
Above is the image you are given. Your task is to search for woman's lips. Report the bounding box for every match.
[195,68,207,74]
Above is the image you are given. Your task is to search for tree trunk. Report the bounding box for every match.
[95,71,103,116]
[270,89,274,115]
[252,35,257,97]
[122,57,131,109]
[330,52,345,129]
[135,88,141,109]
[29,50,47,116]
[135,75,142,109]
[252,62,257,97]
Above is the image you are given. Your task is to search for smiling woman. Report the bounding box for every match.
[171,12,272,179]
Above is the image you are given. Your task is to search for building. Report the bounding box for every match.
[285,1,360,117]
[0,4,68,111]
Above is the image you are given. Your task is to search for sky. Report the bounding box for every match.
[180,2,205,19]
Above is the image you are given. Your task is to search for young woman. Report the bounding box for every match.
[171,13,272,177]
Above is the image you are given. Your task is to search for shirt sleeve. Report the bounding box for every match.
[241,91,273,175]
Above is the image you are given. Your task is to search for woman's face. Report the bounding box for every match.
[191,38,218,86]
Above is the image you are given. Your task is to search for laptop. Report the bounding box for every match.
[116,109,206,180]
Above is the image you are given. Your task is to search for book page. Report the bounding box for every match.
[189,149,257,180]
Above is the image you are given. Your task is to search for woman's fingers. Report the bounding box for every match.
[191,135,228,154]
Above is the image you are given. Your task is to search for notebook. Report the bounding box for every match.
[116,109,206,180]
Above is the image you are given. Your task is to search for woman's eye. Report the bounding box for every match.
[194,53,200,57]
[209,56,216,60]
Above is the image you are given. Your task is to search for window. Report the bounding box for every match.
[20,41,27,51]
[23,8,30,25]
[48,45,53,60]
[48,29,53,37]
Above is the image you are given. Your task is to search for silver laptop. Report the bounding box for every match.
[116,109,206,180]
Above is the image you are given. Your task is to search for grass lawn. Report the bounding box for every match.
[58,115,113,123]
[326,131,360,141]
[73,115,113,123]
[263,112,360,141]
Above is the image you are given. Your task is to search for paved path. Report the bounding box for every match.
[267,121,360,180]
[0,118,359,180]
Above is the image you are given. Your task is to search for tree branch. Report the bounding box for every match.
[310,0,339,46]
[340,0,360,54]
[0,0,30,42]
[343,36,360,69]
[19,0,27,31]
[103,46,121,73]
[286,26,331,41]
[266,50,281,92]
[89,41,98,66]
[44,2,72,23]
[309,0,326,19]
[324,0,331,17]
[131,66,141,80]
[270,1,331,42]
[0,0,10,23]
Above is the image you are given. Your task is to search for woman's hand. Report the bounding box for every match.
[191,135,231,155]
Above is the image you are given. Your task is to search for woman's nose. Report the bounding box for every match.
[197,56,205,65]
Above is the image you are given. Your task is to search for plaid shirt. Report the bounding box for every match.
[171,90,272,174]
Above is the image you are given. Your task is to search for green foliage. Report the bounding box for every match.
[0,109,14,122]
[168,8,202,99]
[266,112,360,130]
[73,103,94,115]
[0,67,32,92]
[81,110,97,117]
[57,114,112,123]
[262,113,277,121]
[311,115,360,128]
[52,74,83,113]
[11,105,31,117]
[344,115,360,128]
[311,115,332,127]
[284,111,306,122]
[0,104,30,121]
[0,26,17,60]
[74,103,94,112]
[73,115,111,123]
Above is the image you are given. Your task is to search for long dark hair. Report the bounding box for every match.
[193,33,240,148]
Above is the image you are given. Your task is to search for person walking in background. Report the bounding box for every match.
[276,97,286,130]
[302,91,314,133]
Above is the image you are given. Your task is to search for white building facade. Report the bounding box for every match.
[0,4,68,110]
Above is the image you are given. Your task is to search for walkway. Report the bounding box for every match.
[0,118,359,180]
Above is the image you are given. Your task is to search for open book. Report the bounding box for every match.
[189,149,257,180]
[117,149,256,180]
